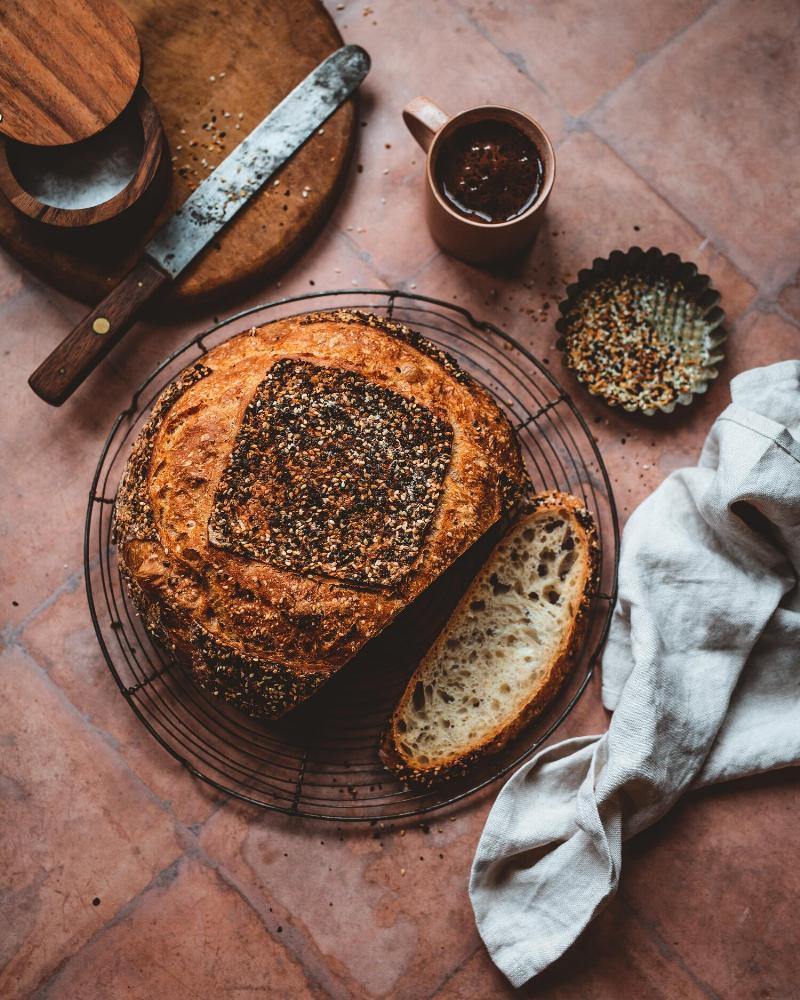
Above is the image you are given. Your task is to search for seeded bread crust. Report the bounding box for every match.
[380,492,600,784]
[114,309,529,719]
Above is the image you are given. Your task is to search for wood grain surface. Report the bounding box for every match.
[0,0,358,309]
[28,257,169,405]
[0,0,142,146]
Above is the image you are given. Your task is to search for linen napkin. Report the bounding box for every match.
[470,359,800,988]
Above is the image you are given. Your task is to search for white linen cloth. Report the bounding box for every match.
[470,360,800,988]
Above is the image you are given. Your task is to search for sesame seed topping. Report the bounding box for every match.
[208,359,453,587]
[561,274,712,411]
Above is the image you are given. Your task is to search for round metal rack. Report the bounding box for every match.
[86,290,619,821]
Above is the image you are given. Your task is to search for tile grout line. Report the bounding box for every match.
[578,0,795,300]
[187,840,354,1000]
[15,621,243,841]
[8,639,206,838]
[28,855,187,1000]
[3,560,90,646]
[451,0,776,301]
[423,890,725,1000]
[7,7,791,974]
[577,0,728,126]
[771,268,800,301]
[6,541,239,839]
[585,128,773,299]
[769,300,800,332]
[425,941,485,998]
[618,889,725,1000]
[732,293,800,332]
[322,223,438,301]
[405,0,777,321]
[732,297,762,329]
[448,0,564,112]
[393,246,443,290]
[9,643,344,997]
[12,664,339,996]
[334,225,393,286]
[452,0,727,134]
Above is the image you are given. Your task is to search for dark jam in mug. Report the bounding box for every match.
[435,119,544,224]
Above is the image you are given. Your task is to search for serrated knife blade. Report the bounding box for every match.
[29,44,370,406]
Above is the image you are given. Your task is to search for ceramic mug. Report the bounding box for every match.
[403,97,556,265]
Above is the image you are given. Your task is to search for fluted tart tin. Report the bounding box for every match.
[556,246,726,415]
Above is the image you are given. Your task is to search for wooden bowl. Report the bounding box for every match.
[0,87,167,228]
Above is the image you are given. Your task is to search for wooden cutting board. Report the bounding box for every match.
[0,0,357,309]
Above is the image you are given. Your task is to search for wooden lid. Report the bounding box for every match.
[0,0,142,146]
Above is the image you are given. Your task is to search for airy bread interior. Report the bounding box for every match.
[393,508,589,766]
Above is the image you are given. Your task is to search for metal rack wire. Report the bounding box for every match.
[85,290,619,821]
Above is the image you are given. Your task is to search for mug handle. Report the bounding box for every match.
[402,97,449,152]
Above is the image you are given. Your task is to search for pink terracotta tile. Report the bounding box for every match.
[428,768,800,1000]
[0,292,97,628]
[199,803,492,998]
[592,0,800,293]
[0,249,25,305]
[330,0,565,282]
[412,130,755,347]
[0,649,181,999]
[432,948,510,999]
[334,0,566,143]
[457,0,712,117]
[621,768,800,999]
[433,897,710,999]
[19,573,224,828]
[259,225,389,300]
[411,131,757,528]
[777,270,800,326]
[0,279,199,631]
[42,857,319,1000]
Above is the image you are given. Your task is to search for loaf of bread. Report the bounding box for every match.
[114,309,529,719]
[381,492,599,783]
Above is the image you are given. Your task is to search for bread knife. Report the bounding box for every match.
[29,44,371,406]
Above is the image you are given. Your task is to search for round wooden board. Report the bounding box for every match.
[0,0,357,309]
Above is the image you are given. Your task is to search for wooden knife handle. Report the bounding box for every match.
[28,258,170,406]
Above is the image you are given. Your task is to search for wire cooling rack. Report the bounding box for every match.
[86,290,619,821]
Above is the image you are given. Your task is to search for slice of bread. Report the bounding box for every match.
[380,492,599,783]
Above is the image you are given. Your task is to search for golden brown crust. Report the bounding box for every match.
[380,491,600,784]
[114,309,529,718]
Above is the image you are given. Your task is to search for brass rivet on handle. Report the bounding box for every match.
[93,317,111,335]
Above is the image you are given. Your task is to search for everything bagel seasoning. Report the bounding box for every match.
[561,274,711,412]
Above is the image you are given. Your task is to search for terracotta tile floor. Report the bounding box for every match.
[1,1,798,997]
